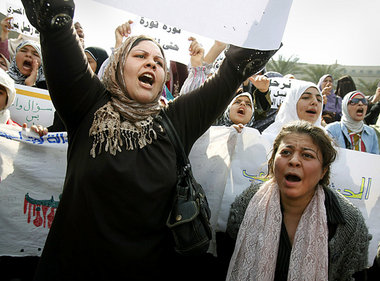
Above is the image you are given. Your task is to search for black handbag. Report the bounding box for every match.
[157,110,212,256]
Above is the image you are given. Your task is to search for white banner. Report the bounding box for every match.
[9,84,55,128]
[94,0,293,50]
[0,125,67,256]
[189,126,380,265]
[5,0,39,37]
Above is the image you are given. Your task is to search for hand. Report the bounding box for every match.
[321,84,332,96]
[232,123,245,133]
[115,20,133,49]
[1,16,12,41]
[23,123,48,137]
[188,37,204,67]
[372,87,380,103]
[249,74,270,92]
[24,59,39,86]
[322,94,327,105]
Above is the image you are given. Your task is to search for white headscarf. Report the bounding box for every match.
[0,68,16,124]
[262,80,323,143]
[341,91,365,133]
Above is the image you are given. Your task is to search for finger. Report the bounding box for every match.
[22,123,27,129]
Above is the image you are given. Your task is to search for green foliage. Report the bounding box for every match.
[266,55,301,76]
[356,79,379,96]
[299,64,346,84]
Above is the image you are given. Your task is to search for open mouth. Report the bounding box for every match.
[306,109,316,114]
[237,108,245,115]
[285,174,301,182]
[23,60,32,69]
[357,108,364,114]
[139,73,154,86]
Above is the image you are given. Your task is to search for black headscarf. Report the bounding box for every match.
[84,46,109,74]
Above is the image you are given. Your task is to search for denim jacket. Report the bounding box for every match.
[326,121,379,154]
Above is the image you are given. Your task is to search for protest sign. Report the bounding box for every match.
[9,85,55,128]
[0,125,67,256]
[4,0,39,37]
[94,0,293,50]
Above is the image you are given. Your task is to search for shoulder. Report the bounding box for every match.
[363,124,378,136]
[329,189,368,235]
[227,181,262,239]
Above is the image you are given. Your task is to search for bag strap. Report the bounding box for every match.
[157,110,191,172]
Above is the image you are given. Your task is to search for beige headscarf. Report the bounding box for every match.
[89,35,167,157]
[227,179,328,281]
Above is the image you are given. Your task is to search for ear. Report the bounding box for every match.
[321,167,328,181]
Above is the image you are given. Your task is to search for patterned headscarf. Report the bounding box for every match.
[89,35,168,157]
[7,40,45,85]
[222,92,254,127]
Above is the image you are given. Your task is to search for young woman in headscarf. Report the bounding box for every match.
[84,46,109,75]
[7,40,46,89]
[326,90,379,154]
[317,74,342,124]
[262,79,323,144]
[20,1,279,280]
[226,120,370,280]
[219,90,255,132]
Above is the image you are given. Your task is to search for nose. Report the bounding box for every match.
[288,153,301,167]
[145,58,157,70]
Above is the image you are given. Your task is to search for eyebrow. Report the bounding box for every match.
[284,144,318,154]
[132,49,164,60]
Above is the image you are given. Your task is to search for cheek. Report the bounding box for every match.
[15,53,24,67]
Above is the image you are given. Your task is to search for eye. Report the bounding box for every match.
[303,153,315,159]
[247,103,252,107]
[155,60,163,67]
[280,149,291,156]
[135,54,145,59]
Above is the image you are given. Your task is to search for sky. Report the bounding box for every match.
[3,0,380,66]
[73,0,380,67]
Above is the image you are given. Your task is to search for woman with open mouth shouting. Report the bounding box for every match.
[20,0,280,280]
[326,90,379,154]
[7,40,46,88]
[226,120,370,280]
[262,80,324,144]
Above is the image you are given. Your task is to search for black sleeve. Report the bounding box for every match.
[166,46,279,154]
[365,101,380,125]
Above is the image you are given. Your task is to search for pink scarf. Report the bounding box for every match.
[227,179,328,280]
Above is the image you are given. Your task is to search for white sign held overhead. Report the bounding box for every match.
[94,0,293,50]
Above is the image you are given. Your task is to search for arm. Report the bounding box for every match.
[203,40,226,65]
[167,44,280,154]
[178,37,208,95]
[0,16,12,61]
[21,0,105,130]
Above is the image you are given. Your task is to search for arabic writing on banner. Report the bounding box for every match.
[94,0,293,50]
[0,125,67,256]
[10,84,55,127]
[189,126,380,265]
[130,16,197,64]
[269,77,294,109]
[5,0,39,37]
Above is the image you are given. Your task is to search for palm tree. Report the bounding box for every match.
[266,55,301,76]
[356,79,379,96]
[299,64,346,84]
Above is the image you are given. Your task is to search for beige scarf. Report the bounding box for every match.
[227,179,328,281]
[89,35,167,157]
